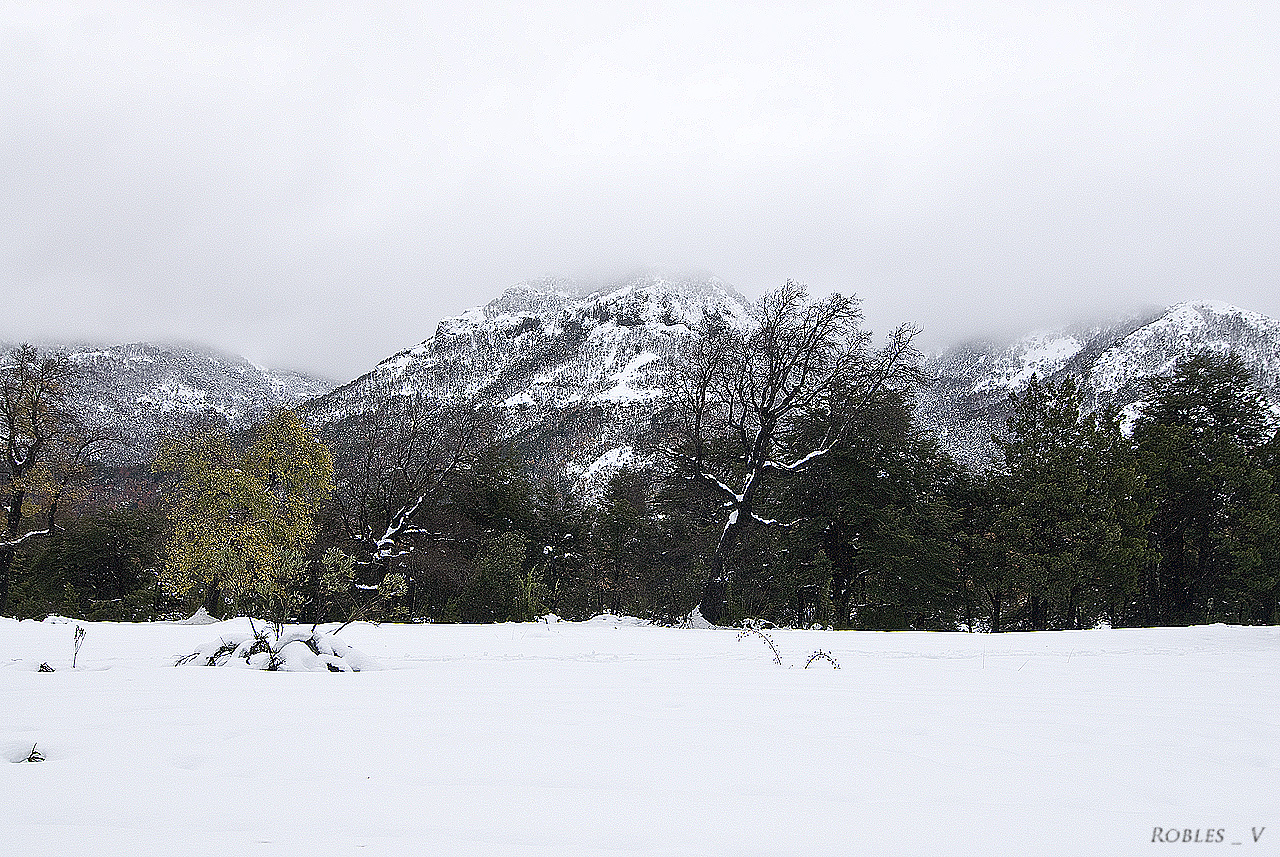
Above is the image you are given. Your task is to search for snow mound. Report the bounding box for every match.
[679,607,716,629]
[584,613,650,627]
[174,607,221,625]
[176,630,382,672]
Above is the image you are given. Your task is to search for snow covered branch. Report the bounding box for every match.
[749,514,801,528]
[762,446,833,474]
[0,527,53,549]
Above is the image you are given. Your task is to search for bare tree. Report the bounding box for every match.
[323,388,490,611]
[667,281,922,625]
[0,345,109,614]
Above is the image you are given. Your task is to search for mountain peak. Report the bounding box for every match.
[307,271,754,490]
[1175,298,1253,315]
[349,271,750,393]
[512,267,743,302]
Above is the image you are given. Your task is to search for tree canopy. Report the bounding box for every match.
[156,410,333,620]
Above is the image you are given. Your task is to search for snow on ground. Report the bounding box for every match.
[2,617,1277,855]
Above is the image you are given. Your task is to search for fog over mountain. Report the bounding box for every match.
[44,273,1280,484]
[4,4,1278,379]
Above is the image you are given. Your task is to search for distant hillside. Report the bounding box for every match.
[34,342,336,463]
[13,289,1276,479]
[918,301,1280,469]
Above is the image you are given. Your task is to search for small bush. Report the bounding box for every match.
[805,650,840,669]
[737,623,782,665]
[175,628,381,672]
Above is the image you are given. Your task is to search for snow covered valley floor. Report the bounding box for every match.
[2,617,1277,855]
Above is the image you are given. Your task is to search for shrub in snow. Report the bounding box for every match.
[734,623,841,669]
[804,650,840,669]
[737,624,783,665]
[72,625,85,668]
[175,629,380,672]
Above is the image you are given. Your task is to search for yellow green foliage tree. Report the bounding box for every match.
[156,411,333,620]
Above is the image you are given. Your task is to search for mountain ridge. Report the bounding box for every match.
[917,299,1280,468]
[0,340,338,464]
[304,270,751,495]
[8,282,1278,479]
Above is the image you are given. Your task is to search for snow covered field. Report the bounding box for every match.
[2,617,1277,855]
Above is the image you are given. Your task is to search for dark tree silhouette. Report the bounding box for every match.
[667,281,922,625]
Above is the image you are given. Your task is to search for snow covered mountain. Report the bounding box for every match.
[306,271,750,493]
[311,279,1280,483]
[28,284,1274,479]
[57,342,336,463]
[919,301,1280,469]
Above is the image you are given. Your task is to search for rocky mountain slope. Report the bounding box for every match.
[918,301,1280,469]
[306,271,750,495]
[32,342,336,463]
[16,284,1277,480]
[311,281,1280,484]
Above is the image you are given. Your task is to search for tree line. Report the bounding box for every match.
[3,285,1278,629]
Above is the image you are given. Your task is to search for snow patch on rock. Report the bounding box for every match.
[595,351,663,403]
[973,333,1083,392]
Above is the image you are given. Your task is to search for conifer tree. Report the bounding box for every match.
[590,467,652,616]
[459,531,534,622]
[951,472,1016,632]
[993,375,1148,630]
[527,479,587,617]
[792,389,958,630]
[1131,352,1279,624]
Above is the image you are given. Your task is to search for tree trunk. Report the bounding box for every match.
[0,546,13,616]
[831,572,853,630]
[610,560,623,615]
[0,487,25,615]
[699,508,750,625]
[699,574,729,626]
[1030,594,1048,631]
[698,460,768,625]
[202,578,223,619]
[1195,531,1214,622]
[405,570,418,618]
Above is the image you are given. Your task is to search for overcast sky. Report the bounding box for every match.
[3,1,1278,380]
